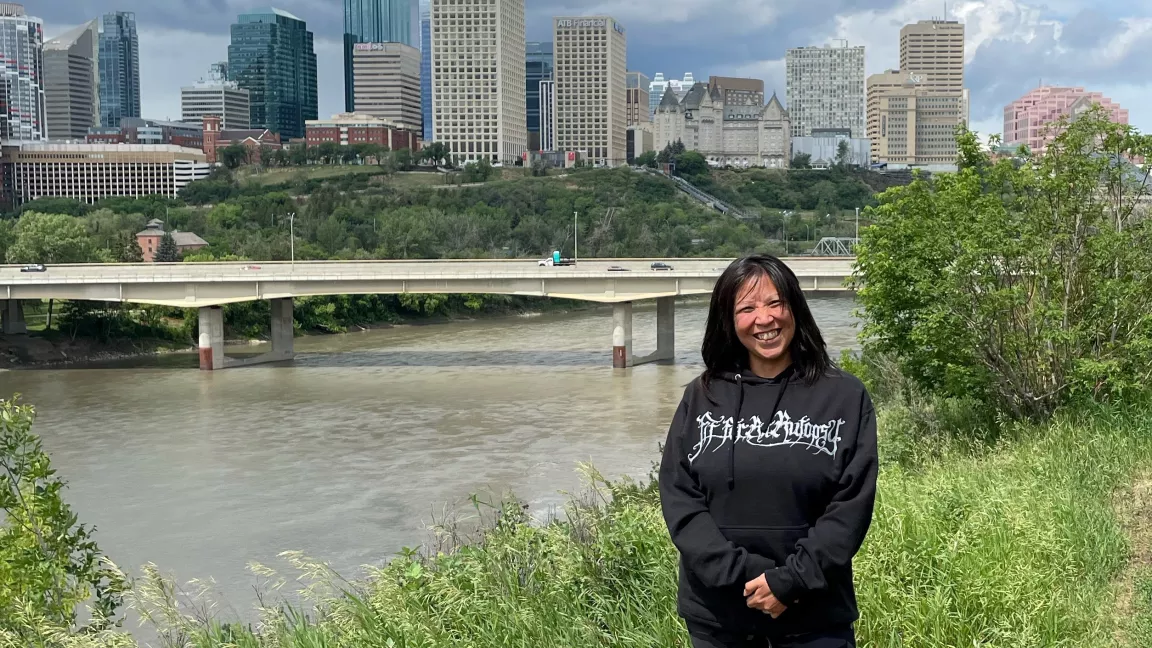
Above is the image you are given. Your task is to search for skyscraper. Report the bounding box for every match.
[525,41,552,151]
[182,64,251,129]
[0,3,46,143]
[344,0,420,111]
[554,16,626,166]
[420,4,431,142]
[352,42,422,132]
[430,0,526,164]
[228,8,318,139]
[649,72,666,118]
[900,20,964,91]
[44,20,99,140]
[98,12,140,128]
[785,41,865,138]
[866,19,967,166]
[626,71,650,126]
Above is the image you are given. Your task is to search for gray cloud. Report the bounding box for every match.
[1058,9,1122,49]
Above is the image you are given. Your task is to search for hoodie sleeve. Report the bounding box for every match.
[659,395,776,589]
[762,389,878,605]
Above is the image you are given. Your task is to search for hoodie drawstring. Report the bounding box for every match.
[728,373,790,491]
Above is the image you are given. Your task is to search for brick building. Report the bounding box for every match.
[87,117,203,148]
[136,219,209,262]
[305,112,420,151]
[201,114,282,164]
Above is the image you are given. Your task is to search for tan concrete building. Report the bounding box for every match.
[900,20,965,92]
[352,42,422,133]
[553,16,627,166]
[430,0,526,165]
[1,143,210,206]
[866,19,967,168]
[866,69,963,167]
[44,19,99,140]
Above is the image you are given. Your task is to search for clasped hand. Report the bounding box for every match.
[743,574,786,618]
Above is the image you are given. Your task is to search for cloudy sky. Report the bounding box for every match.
[38,0,1152,139]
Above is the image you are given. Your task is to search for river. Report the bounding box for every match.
[0,296,858,628]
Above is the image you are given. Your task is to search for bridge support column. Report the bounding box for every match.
[1,300,27,335]
[612,302,633,369]
[198,306,224,371]
[634,297,677,366]
[267,298,295,362]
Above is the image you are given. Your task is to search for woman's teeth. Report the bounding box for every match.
[753,330,780,341]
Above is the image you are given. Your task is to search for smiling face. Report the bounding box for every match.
[733,273,795,379]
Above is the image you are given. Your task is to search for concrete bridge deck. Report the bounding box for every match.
[0,257,857,370]
[0,257,854,307]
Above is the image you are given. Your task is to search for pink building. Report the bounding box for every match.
[1003,86,1128,155]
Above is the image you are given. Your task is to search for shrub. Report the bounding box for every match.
[854,105,1152,419]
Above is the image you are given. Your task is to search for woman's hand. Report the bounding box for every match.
[743,574,787,618]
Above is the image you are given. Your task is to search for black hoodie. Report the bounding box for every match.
[658,366,878,637]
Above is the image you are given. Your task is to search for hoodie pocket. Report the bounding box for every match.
[717,524,809,567]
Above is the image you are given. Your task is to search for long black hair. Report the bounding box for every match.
[701,254,833,386]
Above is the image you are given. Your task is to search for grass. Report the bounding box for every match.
[240,165,386,186]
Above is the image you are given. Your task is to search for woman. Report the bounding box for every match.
[659,254,878,648]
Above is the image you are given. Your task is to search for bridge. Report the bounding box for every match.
[0,257,855,371]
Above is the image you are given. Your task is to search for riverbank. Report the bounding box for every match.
[115,399,1150,648]
[0,297,615,370]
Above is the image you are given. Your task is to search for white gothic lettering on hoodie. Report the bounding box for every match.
[688,410,846,463]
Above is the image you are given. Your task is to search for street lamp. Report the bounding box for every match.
[573,211,578,266]
[288,212,296,268]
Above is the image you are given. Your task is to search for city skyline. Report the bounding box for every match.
[33,0,1152,143]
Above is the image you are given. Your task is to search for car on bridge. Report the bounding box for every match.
[19,264,46,272]
[650,262,674,271]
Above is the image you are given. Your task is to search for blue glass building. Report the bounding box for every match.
[98,12,140,128]
[526,41,553,151]
[420,5,431,142]
[228,8,317,139]
[344,0,420,112]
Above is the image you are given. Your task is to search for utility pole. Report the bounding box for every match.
[288,212,296,268]
[574,211,579,265]
[855,207,860,243]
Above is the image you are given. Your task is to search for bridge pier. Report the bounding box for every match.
[198,298,295,371]
[613,296,676,368]
[1,299,27,335]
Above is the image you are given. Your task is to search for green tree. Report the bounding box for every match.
[421,142,450,167]
[219,143,248,170]
[854,107,1152,418]
[0,219,13,263]
[153,232,180,262]
[674,151,708,179]
[835,140,851,168]
[0,397,128,636]
[634,151,658,168]
[6,212,96,264]
[791,152,812,169]
[377,151,399,176]
[16,198,89,218]
[116,231,143,262]
[462,158,495,183]
[393,148,413,171]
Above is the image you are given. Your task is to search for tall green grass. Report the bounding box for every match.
[103,401,1151,648]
